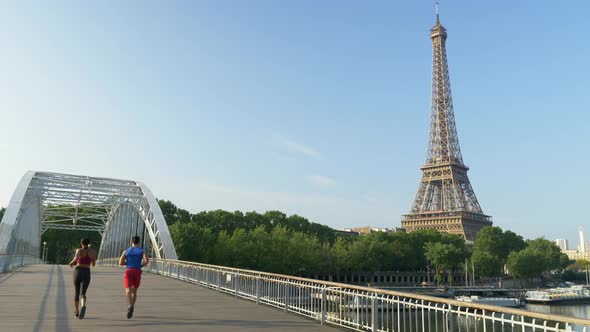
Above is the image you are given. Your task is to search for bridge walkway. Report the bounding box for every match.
[0,265,337,332]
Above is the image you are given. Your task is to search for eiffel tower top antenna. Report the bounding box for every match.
[436,0,440,23]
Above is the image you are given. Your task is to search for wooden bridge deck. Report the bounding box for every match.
[0,265,337,332]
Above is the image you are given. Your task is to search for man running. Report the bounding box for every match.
[118,236,149,319]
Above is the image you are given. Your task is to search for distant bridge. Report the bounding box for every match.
[1,171,589,331]
[0,170,176,271]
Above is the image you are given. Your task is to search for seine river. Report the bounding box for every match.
[525,302,590,319]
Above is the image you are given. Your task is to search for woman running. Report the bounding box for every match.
[68,238,96,319]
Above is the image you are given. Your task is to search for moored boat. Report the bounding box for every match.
[455,295,522,308]
[525,285,590,304]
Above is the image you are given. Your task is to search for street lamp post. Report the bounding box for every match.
[42,242,47,264]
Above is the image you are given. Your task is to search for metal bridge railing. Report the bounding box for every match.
[0,254,42,273]
[98,258,590,332]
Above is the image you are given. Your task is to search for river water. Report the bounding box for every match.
[525,302,590,319]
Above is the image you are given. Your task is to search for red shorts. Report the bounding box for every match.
[124,268,142,288]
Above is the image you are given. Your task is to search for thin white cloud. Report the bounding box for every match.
[307,175,336,187]
[163,179,404,230]
[360,193,378,203]
[276,135,321,158]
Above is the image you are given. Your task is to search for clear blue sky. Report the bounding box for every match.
[1,1,589,246]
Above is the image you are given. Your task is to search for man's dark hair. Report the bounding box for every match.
[131,236,141,245]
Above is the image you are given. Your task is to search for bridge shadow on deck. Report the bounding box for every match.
[0,265,337,332]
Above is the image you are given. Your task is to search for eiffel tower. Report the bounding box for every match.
[401,2,492,242]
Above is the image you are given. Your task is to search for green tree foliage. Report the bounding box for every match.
[406,230,453,270]
[263,226,323,274]
[168,223,216,263]
[506,238,569,279]
[471,250,501,277]
[323,230,468,274]
[506,249,545,279]
[174,223,323,275]
[526,238,568,272]
[424,241,468,285]
[157,199,191,225]
[41,229,102,264]
[471,226,526,277]
[169,224,473,276]
[347,233,391,272]
[14,196,567,280]
[330,236,352,274]
[502,230,528,256]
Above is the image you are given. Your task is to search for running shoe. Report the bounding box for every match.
[127,306,134,319]
[79,306,86,319]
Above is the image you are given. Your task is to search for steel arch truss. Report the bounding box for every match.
[0,171,177,268]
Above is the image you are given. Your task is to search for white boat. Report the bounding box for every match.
[339,297,417,311]
[525,285,590,304]
[455,295,522,308]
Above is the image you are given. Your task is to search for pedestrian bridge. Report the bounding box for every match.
[1,171,590,331]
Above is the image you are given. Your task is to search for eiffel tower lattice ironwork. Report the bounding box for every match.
[401,3,492,242]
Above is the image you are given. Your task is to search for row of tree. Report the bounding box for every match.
[169,222,471,276]
[161,201,572,281]
[168,222,570,282]
[472,226,569,278]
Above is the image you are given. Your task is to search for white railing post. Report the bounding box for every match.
[256,276,260,304]
[446,303,455,332]
[421,299,425,332]
[371,294,378,332]
[235,272,239,297]
[320,286,327,324]
[284,282,289,312]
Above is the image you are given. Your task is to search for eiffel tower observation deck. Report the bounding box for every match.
[401,2,492,242]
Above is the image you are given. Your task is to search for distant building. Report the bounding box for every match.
[558,227,590,261]
[351,226,404,235]
[555,239,568,251]
[580,227,586,253]
[564,249,590,261]
[335,229,360,236]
